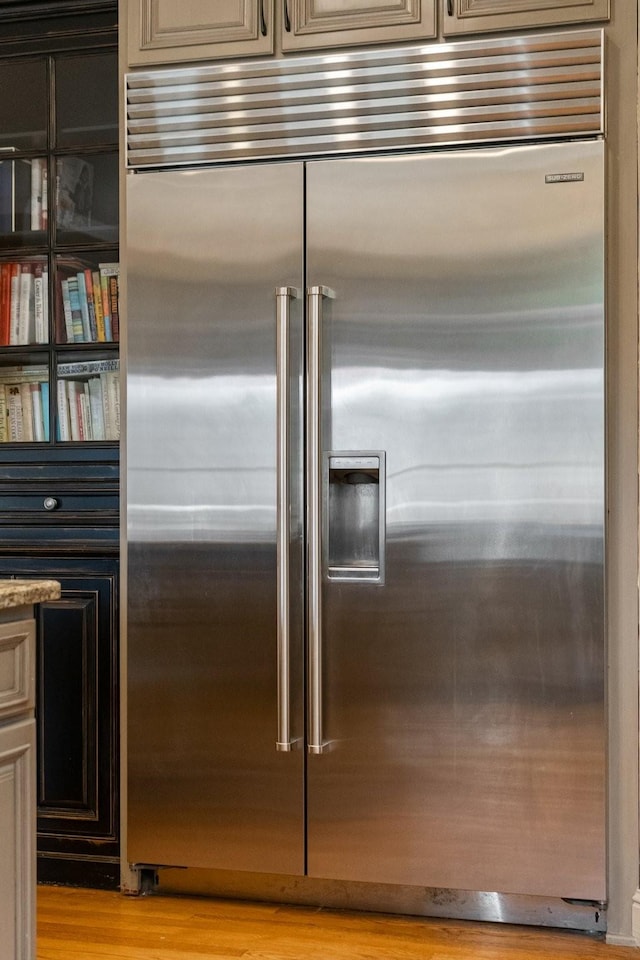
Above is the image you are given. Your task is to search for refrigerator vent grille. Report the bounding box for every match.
[126,28,603,169]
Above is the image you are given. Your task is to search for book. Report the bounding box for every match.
[8,262,19,344]
[33,263,46,343]
[56,379,70,441]
[0,262,11,345]
[92,270,105,341]
[0,159,14,234]
[17,263,33,345]
[6,384,23,441]
[102,370,119,440]
[75,270,92,341]
[57,358,119,377]
[60,279,74,343]
[19,380,33,441]
[83,269,97,341]
[0,384,7,442]
[30,158,43,231]
[87,376,105,440]
[41,380,49,441]
[66,380,83,440]
[30,381,44,441]
[99,263,119,341]
[0,364,47,382]
[66,276,85,342]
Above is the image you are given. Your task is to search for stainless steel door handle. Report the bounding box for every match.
[307,285,334,756]
[276,286,298,752]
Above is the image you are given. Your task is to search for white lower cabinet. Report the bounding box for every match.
[0,718,36,960]
[0,615,36,960]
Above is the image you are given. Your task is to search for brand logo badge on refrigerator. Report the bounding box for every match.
[545,172,585,184]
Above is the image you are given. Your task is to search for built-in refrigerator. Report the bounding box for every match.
[126,137,605,912]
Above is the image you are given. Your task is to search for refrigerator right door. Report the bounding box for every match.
[306,141,605,899]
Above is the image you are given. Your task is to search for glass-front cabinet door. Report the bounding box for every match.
[0,51,119,445]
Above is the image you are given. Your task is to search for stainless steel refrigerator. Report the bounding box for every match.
[126,140,605,907]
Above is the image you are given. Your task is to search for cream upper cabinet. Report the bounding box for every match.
[442,0,609,36]
[127,0,275,66]
[281,0,436,51]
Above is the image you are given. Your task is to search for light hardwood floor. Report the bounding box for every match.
[36,885,640,960]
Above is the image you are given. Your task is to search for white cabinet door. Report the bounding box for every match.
[127,0,274,66]
[0,718,36,960]
[443,0,609,36]
[282,0,436,50]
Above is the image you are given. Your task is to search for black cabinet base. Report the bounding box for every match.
[37,853,119,890]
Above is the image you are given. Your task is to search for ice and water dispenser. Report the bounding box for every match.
[325,452,385,583]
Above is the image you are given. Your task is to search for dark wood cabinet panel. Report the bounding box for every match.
[0,555,119,889]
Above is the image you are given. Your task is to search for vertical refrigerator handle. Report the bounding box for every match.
[307,285,335,756]
[276,286,299,752]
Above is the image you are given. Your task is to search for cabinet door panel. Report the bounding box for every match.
[282,0,435,50]
[443,0,609,35]
[128,0,274,65]
[36,571,117,843]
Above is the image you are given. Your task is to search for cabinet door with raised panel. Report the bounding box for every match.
[443,0,608,36]
[0,718,35,960]
[282,0,436,51]
[128,0,274,66]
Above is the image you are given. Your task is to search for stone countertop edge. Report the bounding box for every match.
[0,579,61,610]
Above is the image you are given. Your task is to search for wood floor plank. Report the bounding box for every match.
[36,886,639,960]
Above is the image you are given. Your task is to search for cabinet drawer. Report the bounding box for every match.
[0,492,119,517]
[0,619,34,721]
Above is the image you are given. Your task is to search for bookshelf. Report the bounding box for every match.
[0,2,120,891]
[0,48,119,446]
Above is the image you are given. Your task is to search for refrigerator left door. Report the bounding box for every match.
[126,163,305,874]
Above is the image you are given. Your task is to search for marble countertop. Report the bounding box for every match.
[0,579,61,610]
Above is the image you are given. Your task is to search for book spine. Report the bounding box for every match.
[76,271,92,342]
[0,384,7,442]
[103,370,120,441]
[83,268,97,341]
[66,381,82,441]
[92,270,105,341]
[42,268,49,344]
[17,264,33,345]
[33,264,45,343]
[100,271,112,341]
[30,158,43,231]
[8,262,20,345]
[57,358,119,376]
[108,275,119,341]
[41,163,48,231]
[87,376,105,441]
[66,277,85,343]
[0,262,11,346]
[56,379,70,441]
[30,382,44,442]
[60,279,74,343]
[80,385,93,441]
[41,380,49,442]
[18,380,34,441]
[7,385,23,441]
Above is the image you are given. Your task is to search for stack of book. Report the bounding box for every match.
[56,358,119,441]
[59,261,119,343]
[0,261,49,345]
[0,157,47,235]
[0,364,48,442]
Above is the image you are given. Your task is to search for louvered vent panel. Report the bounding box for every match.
[126,28,603,168]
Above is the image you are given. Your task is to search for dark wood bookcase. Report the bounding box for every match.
[0,0,120,889]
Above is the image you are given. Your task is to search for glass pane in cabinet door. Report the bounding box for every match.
[56,53,118,148]
[0,357,49,443]
[55,153,118,244]
[0,60,47,152]
[0,157,48,245]
[56,352,119,443]
[55,254,119,344]
[0,258,49,346]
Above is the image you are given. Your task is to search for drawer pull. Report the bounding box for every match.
[43,497,59,511]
